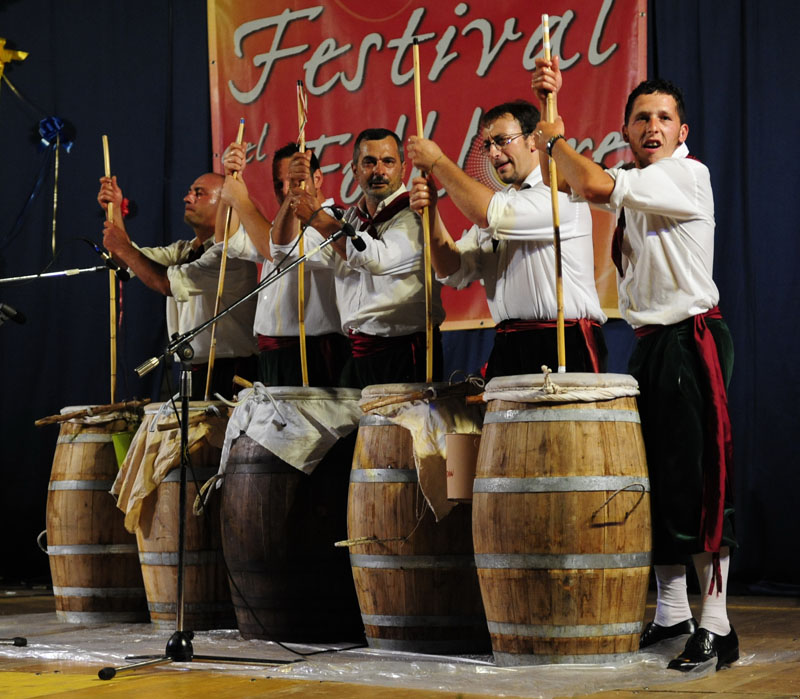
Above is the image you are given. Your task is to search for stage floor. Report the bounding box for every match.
[0,588,798,698]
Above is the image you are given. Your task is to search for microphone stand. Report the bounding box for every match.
[98,224,351,680]
[0,265,108,285]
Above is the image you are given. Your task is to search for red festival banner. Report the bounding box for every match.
[208,0,646,328]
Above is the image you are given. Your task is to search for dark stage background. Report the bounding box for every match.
[0,1,797,589]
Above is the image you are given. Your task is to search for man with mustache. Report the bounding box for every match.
[406,100,606,379]
[531,59,738,672]
[99,173,258,398]
[283,128,445,388]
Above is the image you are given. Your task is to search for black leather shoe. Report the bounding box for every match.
[639,617,698,648]
[667,626,739,671]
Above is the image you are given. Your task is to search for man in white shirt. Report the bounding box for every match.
[218,142,347,386]
[286,128,445,388]
[406,100,606,379]
[99,173,258,398]
[531,59,738,672]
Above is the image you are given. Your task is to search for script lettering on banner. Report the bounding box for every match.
[208,0,646,326]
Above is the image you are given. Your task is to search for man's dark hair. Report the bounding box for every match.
[272,142,320,184]
[481,100,541,135]
[352,128,404,164]
[624,79,687,124]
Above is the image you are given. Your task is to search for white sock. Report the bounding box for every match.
[653,564,694,627]
[693,547,732,636]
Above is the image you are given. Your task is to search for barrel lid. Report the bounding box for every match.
[484,372,639,404]
[239,385,362,402]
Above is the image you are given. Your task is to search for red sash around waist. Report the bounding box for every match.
[258,334,299,352]
[495,318,603,373]
[347,329,428,360]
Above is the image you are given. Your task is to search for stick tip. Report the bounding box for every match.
[542,13,549,23]
[297,79,303,87]
[239,117,245,124]
[413,37,419,45]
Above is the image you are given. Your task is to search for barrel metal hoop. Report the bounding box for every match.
[139,550,221,566]
[228,462,294,475]
[473,476,649,493]
[474,552,652,569]
[48,480,115,491]
[350,469,418,483]
[359,414,397,427]
[52,586,146,598]
[56,433,114,444]
[148,601,232,614]
[350,554,476,570]
[484,409,641,424]
[493,650,638,666]
[56,611,146,623]
[161,467,220,483]
[46,544,138,555]
[362,614,487,628]
[486,620,642,638]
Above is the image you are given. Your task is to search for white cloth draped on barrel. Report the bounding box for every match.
[218,384,363,477]
[111,402,228,533]
[359,383,485,521]
[482,372,640,403]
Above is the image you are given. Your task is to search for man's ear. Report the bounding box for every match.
[622,124,630,144]
[678,122,689,145]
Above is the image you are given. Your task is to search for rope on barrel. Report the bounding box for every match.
[590,483,648,525]
[334,493,429,548]
[192,473,221,516]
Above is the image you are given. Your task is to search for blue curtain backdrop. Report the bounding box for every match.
[0,0,797,587]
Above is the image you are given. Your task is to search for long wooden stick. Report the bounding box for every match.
[102,134,117,401]
[205,118,245,399]
[541,15,566,373]
[296,80,309,387]
[35,398,150,427]
[412,39,434,383]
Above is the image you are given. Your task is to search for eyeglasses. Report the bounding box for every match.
[481,132,527,153]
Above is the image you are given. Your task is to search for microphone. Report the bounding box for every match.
[0,303,26,324]
[330,206,366,252]
[82,239,130,281]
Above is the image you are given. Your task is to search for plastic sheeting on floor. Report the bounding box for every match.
[2,612,796,698]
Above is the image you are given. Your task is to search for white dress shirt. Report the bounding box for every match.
[605,143,719,328]
[275,186,445,337]
[441,166,606,323]
[227,197,342,337]
[139,238,258,363]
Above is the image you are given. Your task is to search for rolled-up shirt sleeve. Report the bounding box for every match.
[436,225,489,290]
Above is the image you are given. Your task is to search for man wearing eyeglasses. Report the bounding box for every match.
[407,100,606,380]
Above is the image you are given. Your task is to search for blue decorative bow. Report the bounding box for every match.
[38,116,73,153]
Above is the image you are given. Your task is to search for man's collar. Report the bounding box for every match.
[359,183,408,217]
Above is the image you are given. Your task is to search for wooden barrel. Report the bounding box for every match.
[221,429,363,642]
[135,402,234,630]
[473,373,652,666]
[348,383,489,654]
[45,408,148,623]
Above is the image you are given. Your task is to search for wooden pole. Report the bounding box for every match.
[412,38,434,383]
[296,80,309,387]
[204,118,245,399]
[541,14,566,373]
[102,134,117,402]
